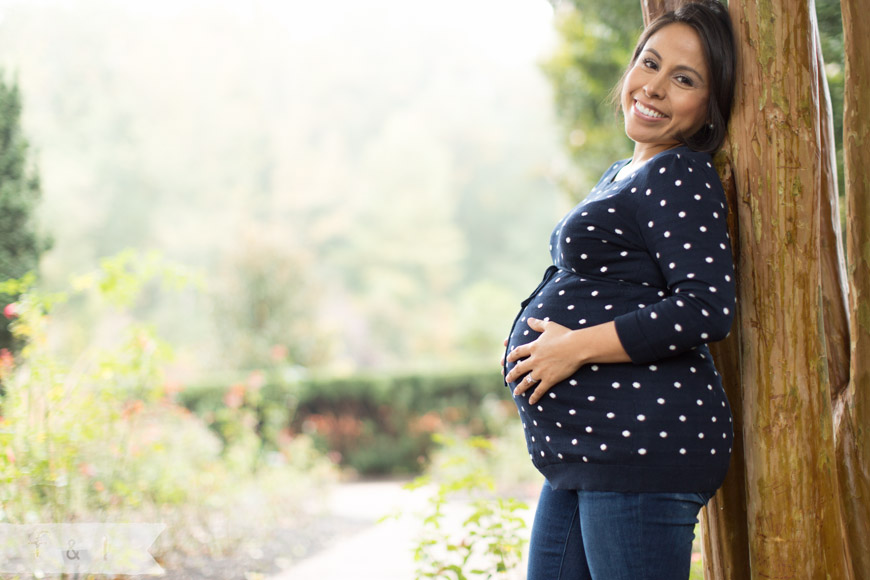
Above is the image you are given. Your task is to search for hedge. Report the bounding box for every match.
[177,368,512,475]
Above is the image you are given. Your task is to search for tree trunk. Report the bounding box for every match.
[640,0,690,25]
[836,0,870,574]
[725,0,852,575]
[702,161,751,580]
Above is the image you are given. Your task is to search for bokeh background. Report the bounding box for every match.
[0,0,845,578]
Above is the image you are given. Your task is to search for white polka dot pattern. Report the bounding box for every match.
[502,146,735,493]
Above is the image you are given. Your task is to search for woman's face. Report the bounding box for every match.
[621,23,711,156]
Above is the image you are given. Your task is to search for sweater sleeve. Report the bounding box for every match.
[613,152,736,364]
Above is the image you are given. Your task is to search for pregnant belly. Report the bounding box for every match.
[503,267,662,387]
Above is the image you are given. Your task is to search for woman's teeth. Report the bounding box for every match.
[636,101,666,118]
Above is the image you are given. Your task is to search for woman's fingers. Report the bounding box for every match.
[528,381,553,405]
[505,359,521,385]
[506,343,529,364]
[511,368,536,395]
[511,372,554,405]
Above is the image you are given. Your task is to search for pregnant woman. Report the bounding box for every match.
[502,2,737,578]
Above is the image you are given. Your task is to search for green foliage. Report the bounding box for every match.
[0,73,50,353]
[540,0,640,197]
[815,0,845,198]
[0,251,245,522]
[179,367,513,475]
[211,231,333,371]
[403,434,530,580]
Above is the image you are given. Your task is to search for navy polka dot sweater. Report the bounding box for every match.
[503,146,736,493]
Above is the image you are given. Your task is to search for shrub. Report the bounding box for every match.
[179,368,515,475]
[401,434,530,579]
[0,252,249,522]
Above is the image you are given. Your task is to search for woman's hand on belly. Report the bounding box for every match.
[506,318,632,404]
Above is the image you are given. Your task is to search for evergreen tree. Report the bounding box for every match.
[0,73,49,353]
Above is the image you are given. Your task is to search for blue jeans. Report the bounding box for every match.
[527,481,713,580]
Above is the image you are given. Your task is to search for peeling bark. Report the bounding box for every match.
[816,24,851,401]
[836,0,870,575]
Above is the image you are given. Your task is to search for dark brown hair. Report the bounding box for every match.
[616,0,736,153]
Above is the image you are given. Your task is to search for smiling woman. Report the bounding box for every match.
[618,1,736,156]
[500,1,737,578]
[620,23,711,160]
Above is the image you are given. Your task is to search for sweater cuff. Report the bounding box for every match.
[613,311,658,364]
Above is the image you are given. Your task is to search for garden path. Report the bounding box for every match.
[268,479,536,580]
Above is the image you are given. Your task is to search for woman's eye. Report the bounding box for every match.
[675,75,694,86]
[642,58,658,70]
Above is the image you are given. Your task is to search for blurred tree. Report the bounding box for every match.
[0,0,562,371]
[540,0,642,197]
[0,74,49,353]
[211,226,334,371]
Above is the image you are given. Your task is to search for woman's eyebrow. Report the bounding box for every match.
[643,47,705,81]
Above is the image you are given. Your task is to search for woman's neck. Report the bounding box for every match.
[630,142,680,166]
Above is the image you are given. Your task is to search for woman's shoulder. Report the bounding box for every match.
[634,147,722,190]
[643,146,715,173]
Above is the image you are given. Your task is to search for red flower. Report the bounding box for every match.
[3,303,17,319]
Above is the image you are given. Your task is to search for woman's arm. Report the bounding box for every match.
[505,318,631,404]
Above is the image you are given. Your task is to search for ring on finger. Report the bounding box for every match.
[525,375,538,384]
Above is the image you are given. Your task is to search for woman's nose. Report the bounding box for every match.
[643,75,666,98]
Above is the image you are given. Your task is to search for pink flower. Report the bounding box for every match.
[0,349,13,378]
[3,303,18,319]
[270,344,288,362]
[223,383,246,409]
[247,370,265,390]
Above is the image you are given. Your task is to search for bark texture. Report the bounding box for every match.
[702,159,750,580]
[725,0,851,575]
[837,0,870,574]
[641,0,690,25]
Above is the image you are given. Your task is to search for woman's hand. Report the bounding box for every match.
[505,318,587,404]
[505,318,632,405]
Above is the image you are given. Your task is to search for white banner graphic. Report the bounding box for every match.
[0,523,165,575]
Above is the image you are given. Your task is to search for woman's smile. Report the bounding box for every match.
[633,99,668,120]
